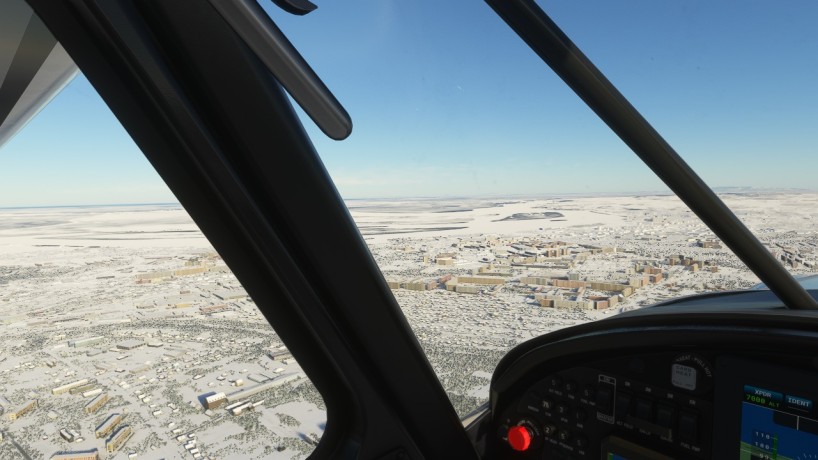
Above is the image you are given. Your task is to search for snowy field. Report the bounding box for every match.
[1,192,817,458]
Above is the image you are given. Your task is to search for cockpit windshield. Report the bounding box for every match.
[1,1,817,458]
[266,0,818,416]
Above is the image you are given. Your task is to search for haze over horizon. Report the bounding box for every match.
[1,186,814,210]
[1,0,816,207]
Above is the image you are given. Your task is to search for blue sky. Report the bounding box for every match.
[1,0,817,206]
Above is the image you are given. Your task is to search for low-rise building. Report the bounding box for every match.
[229,401,255,415]
[454,285,480,294]
[53,379,91,395]
[95,413,123,438]
[69,383,97,395]
[456,276,505,285]
[82,388,103,398]
[49,449,99,460]
[59,428,75,442]
[105,425,133,453]
[199,304,228,315]
[116,339,145,350]
[214,290,247,301]
[7,400,37,421]
[84,393,109,414]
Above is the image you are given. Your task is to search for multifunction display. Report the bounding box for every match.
[740,384,818,459]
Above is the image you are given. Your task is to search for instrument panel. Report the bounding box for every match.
[467,297,818,460]
[490,352,818,459]
[495,352,714,459]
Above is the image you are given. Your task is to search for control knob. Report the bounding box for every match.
[507,425,532,451]
[506,419,542,452]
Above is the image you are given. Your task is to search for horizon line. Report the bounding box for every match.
[0,186,812,210]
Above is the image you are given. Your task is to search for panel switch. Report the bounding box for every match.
[679,410,699,443]
[615,392,632,419]
[656,404,675,429]
[596,387,613,411]
[635,398,653,421]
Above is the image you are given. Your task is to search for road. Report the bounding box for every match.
[3,431,34,460]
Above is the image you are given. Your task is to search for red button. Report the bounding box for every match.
[507,425,532,451]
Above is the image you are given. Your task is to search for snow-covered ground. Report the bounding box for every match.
[1,192,816,458]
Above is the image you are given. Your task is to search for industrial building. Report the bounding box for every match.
[248,373,274,383]
[224,400,248,413]
[49,449,99,460]
[204,392,227,409]
[7,399,37,421]
[229,401,253,415]
[105,425,133,452]
[95,413,123,438]
[228,399,264,416]
[225,373,299,403]
[267,349,291,360]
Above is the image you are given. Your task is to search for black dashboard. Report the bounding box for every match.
[469,290,818,459]
[496,352,713,459]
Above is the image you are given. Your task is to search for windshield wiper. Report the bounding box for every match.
[485,0,818,310]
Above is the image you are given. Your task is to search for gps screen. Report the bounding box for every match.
[740,385,818,459]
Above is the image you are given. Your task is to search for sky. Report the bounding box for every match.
[1,0,817,206]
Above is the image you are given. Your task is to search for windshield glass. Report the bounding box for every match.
[1,2,817,457]
[267,0,818,417]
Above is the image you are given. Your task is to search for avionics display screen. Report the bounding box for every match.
[740,385,818,459]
